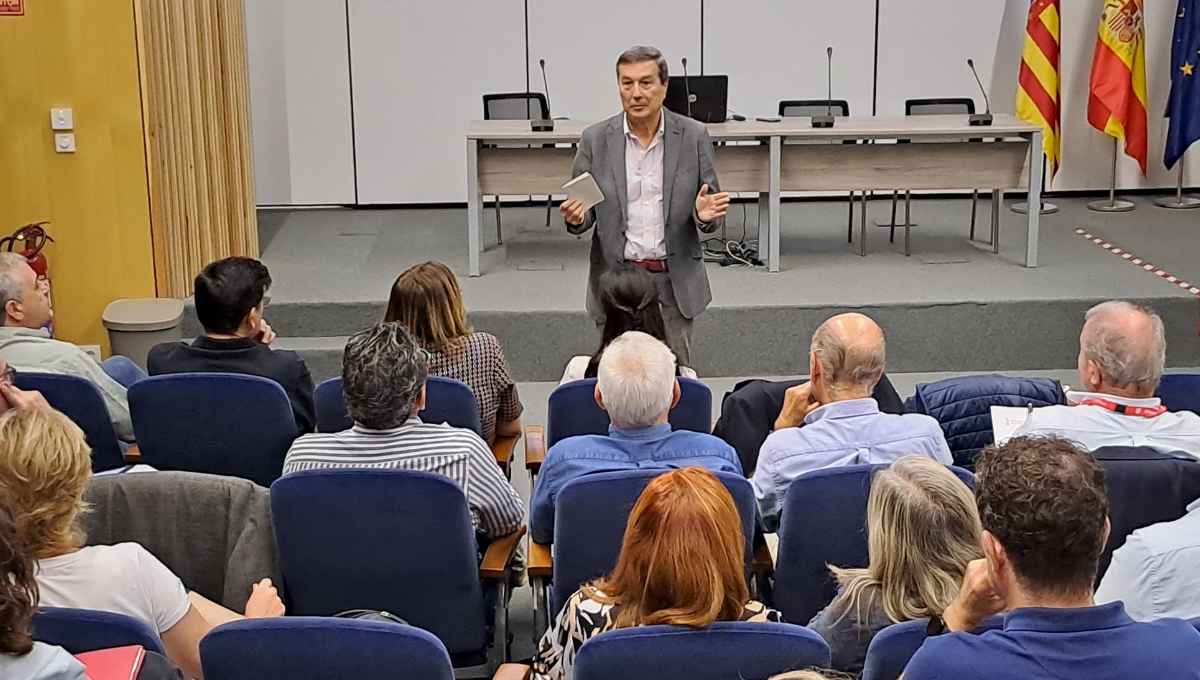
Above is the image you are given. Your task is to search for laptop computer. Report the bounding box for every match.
[664,75,728,124]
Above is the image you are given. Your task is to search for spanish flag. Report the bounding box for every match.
[1016,0,1062,177]
[1088,0,1149,175]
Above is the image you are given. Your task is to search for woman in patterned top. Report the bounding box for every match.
[385,261,522,445]
[531,467,781,680]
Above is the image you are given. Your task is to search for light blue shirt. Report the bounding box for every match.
[1095,498,1200,622]
[530,423,742,544]
[752,398,951,532]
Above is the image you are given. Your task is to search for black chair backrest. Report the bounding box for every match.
[779,99,850,117]
[483,92,550,121]
[1091,446,1200,580]
[905,98,976,116]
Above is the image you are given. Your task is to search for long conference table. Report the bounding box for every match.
[465,115,1044,276]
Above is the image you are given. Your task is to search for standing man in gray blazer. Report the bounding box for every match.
[560,45,729,365]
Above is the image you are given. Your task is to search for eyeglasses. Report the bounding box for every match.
[0,366,16,387]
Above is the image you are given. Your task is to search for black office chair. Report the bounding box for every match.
[778,100,858,244]
[482,92,553,245]
[887,98,987,256]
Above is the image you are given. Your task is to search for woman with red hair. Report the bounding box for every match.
[531,467,779,680]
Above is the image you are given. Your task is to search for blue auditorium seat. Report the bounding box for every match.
[312,375,483,436]
[15,372,125,472]
[31,607,164,655]
[546,377,712,447]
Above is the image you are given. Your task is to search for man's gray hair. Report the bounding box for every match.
[616,45,669,83]
[1082,300,1166,394]
[342,322,427,430]
[0,253,29,314]
[597,331,676,428]
[811,320,886,394]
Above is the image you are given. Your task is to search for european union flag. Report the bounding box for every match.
[1166,0,1200,169]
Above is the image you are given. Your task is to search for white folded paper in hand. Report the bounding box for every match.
[991,405,1032,446]
[563,172,605,211]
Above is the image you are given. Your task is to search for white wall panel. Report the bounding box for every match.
[527,0,701,122]
[348,0,526,204]
[245,0,356,205]
[876,0,1008,117]
[704,0,876,120]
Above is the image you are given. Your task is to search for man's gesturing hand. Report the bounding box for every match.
[560,198,587,226]
[695,184,730,223]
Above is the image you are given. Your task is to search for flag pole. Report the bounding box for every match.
[1155,157,1200,209]
[1012,154,1059,215]
[1088,137,1135,212]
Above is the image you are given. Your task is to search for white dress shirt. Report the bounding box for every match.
[1015,390,1200,456]
[623,112,667,261]
[1095,499,1200,622]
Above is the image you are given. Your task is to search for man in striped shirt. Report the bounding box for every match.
[283,322,524,539]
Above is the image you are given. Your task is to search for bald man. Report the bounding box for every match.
[1015,301,1200,455]
[752,313,951,532]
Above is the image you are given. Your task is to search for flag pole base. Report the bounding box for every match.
[1011,202,1058,215]
[1088,198,1135,213]
[1155,195,1200,210]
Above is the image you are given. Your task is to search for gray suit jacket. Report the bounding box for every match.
[567,109,724,321]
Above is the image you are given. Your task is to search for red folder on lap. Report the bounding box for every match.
[74,645,146,680]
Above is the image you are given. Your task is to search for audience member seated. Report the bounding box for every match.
[807,456,981,675]
[560,265,697,384]
[1015,301,1200,455]
[531,467,781,680]
[1095,496,1200,622]
[0,354,50,416]
[385,260,522,446]
[530,331,740,544]
[148,257,316,435]
[752,313,951,532]
[903,435,1200,680]
[0,253,139,440]
[282,322,524,539]
[0,409,285,680]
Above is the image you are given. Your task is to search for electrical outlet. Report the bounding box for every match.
[50,108,74,130]
[78,345,102,361]
[55,133,76,153]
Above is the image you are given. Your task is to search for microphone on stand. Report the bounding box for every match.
[681,57,694,120]
[812,47,835,129]
[967,59,994,126]
[532,58,555,132]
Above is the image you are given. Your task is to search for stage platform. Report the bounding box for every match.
[184,193,1200,383]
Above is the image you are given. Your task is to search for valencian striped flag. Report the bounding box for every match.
[1165,0,1200,170]
[1088,0,1149,174]
[1016,0,1061,177]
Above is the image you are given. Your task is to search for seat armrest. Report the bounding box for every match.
[493,664,532,680]
[480,525,527,581]
[528,540,553,579]
[491,435,519,469]
[752,537,774,575]
[124,443,142,464]
[525,425,546,472]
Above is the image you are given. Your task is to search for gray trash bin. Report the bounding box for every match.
[102,298,185,371]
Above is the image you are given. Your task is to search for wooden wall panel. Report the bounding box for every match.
[138,0,258,298]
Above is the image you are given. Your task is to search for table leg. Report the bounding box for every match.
[758,192,771,266]
[467,139,483,277]
[992,189,1002,254]
[768,136,781,273]
[1025,131,1043,268]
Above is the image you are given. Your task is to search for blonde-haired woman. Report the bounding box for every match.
[385,260,522,445]
[807,456,981,675]
[0,409,284,680]
[531,467,780,680]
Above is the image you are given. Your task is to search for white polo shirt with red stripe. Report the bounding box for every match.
[1014,390,1200,457]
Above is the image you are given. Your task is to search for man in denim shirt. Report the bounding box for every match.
[530,331,740,544]
[753,313,951,532]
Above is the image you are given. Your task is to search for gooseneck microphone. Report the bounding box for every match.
[967,58,994,126]
[681,57,694,119]
[812,47,835,129]
[532,58,555,132]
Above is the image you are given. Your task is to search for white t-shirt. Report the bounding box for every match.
[559,355,698,386]
[0,642,88,680]
[36,543,191,634]
[1016,390,1200,456]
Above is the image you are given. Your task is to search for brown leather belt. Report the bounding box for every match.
[627,259,668,273]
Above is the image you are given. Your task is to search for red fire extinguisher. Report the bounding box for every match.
[1,222,55,336]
